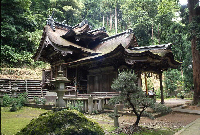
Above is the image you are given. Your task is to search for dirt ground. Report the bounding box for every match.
[119,112,200,129]
[186,105,200,111]
[86,110,200,131]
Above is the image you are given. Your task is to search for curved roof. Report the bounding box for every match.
[66,44,181,70]
[34,18,181,71]
[33,25,99,61]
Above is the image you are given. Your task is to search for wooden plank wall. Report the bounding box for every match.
[87,72,117,93]
[0,79,48,99]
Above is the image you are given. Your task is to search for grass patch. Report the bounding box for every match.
[110,126,175,135]
[134,128,174,135]
[1,107,48,135]
[100,123,117,132]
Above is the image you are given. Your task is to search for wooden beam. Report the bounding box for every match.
[160,72,164,104]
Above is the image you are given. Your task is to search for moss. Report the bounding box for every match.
[17,110,104,135]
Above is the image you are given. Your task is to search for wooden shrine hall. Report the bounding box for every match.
[33,15,181,111]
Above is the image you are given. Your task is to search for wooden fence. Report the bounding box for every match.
[0,79,48,99]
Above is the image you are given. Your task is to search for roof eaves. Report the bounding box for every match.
[66,44,125,66]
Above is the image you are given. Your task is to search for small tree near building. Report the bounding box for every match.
[110,70,171,126]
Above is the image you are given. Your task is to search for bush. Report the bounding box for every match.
[67,100,84,112]
[2,94,13,107]
[10,102,18,112]
[33,96,46,105]
[2,93,28,111]
[17,110,104,135]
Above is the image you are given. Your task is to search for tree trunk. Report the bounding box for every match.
[110,14,113,30]
[115,7,117,34]
[188,0,200,104]
[103,15,104,27]
[191,37,200,104]
[152,23,153,44]
[134,115,140,126]
[158,23,160,44]
[107,16,109,27]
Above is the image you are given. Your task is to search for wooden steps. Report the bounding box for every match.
[0,79,48,99]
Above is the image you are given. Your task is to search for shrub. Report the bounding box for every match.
[67,100,84,112]
[33,96,46,105]
[17,110,104,135]
[2,94,13,107]
[10,102,18,112]
[2,93,28,111]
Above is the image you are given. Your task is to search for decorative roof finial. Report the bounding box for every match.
[126,29,133,33]
[79,19,88,27]
[46,11,56,32]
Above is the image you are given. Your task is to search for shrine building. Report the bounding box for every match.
[33,16,181,111]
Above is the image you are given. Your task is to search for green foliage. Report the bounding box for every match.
[33,96,46,105]
[10,102,18,112]
[17,110,104,135]
[164,69,182,96]
[110,70,171,125]
[67,100,84,112]
[155,88,167,99]
[2,94,13,107]
[1,0,85,68]
[1,45,49,68]
[2,93,28,112]
[111,70,139,93]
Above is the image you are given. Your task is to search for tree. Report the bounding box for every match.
[1,0,83,67]
[188,0,200,104]
[1,0,39,67]
[110,70,171,126]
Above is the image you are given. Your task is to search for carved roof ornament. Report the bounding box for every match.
[78,19,88,28]
[46,11,56,32]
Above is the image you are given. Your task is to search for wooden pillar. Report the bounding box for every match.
[159,72,164,104]
[145,73,148,95]
[51,67,53,80]
[75,66,78,97]
[87,75,89,93]
[65,67,68,78]
[137,71,142,88]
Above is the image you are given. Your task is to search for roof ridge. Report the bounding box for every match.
[72,19,89,29]
[130,43,172,50]
[87,27,107,33]
[100,29,134,43]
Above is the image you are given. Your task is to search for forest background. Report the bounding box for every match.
[1,0,199,101]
